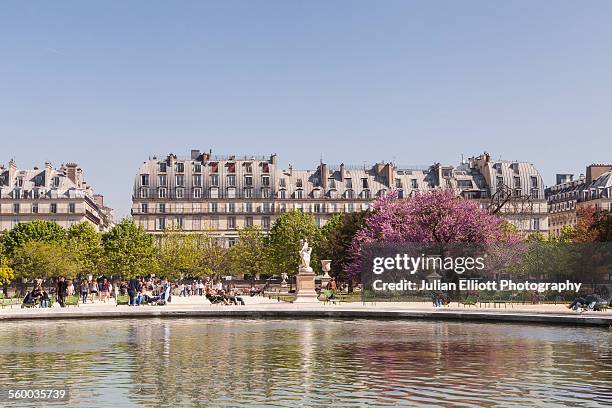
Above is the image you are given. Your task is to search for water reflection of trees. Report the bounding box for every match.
[0,319,610,406]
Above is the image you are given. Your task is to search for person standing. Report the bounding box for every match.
[100,278,110,302]
[56,277,68,308]
[128,277,140,306]
[79,279,89,304]
[89,279,99,303]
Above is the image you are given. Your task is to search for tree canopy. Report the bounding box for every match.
[2,220,66,255]
[347,190,512,279]
[228,226,271,278]
[101,219,158,279]
[12,241,80,280]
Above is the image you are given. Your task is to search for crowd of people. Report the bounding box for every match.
[19,276,263,308]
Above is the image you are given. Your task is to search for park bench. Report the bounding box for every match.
[64,295,79,307]
[460,297,478,307]
[115,295,130,306]
[0,298,21,309]
[320,291,351,305]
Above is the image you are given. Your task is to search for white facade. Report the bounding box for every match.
[132,150,548,244]
[0,160,113,232]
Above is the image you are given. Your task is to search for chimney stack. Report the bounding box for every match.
[65,163,79,186]
[586,164,612,183]
[320,162,328,189]
[384,163,395,188]
[8,159,18,184]
[340,163,345,180]
[270,153,278,165]
[191,149,201,160]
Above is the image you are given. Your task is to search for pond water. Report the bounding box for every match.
[0,318,610,407]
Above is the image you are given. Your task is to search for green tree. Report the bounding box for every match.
[12,241,79,280]
[2,220,66,255]
[157,229,205,280]
[198,233,231,277]
[67,222,102,276]
[0,258,15,296]
[317,212,369,281]
[228,226,271,278]
[101,219,158,279]
[268,211,321,276]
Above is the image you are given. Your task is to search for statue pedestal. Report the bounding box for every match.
[293,267,319,303]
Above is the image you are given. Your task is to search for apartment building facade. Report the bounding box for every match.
[547,164,612,237]
[132,150,547,245]
[0,160,114,232]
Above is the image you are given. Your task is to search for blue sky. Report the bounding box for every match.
[1,1,611,217]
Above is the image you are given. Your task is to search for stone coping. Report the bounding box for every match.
[1,303,611,327]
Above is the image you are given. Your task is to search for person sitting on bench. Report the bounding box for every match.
[22,290,37,306]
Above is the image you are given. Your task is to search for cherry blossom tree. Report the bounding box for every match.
[347,189,515,280]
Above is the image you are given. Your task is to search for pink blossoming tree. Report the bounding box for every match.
[347,189,517,280]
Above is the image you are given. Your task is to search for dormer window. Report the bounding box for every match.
[210,162,219,173]
[245,163,253,173]
[194,163,202,173]
[159,162,167,173]
[328,178,336,189]
[395,178,402,188]
[141,174,149,186]
[295,190,303,199]
[53,177,60,188]
[345,178,353,189]
[176,162,185,173]
[227,162,236,173]
[361,178,369,189]
[279,178,286,188]
[296,179,303,188]
[262,176,270,187]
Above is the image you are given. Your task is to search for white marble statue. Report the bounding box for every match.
[299,239,312,270]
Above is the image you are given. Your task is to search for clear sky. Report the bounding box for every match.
[1,0,611,218]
